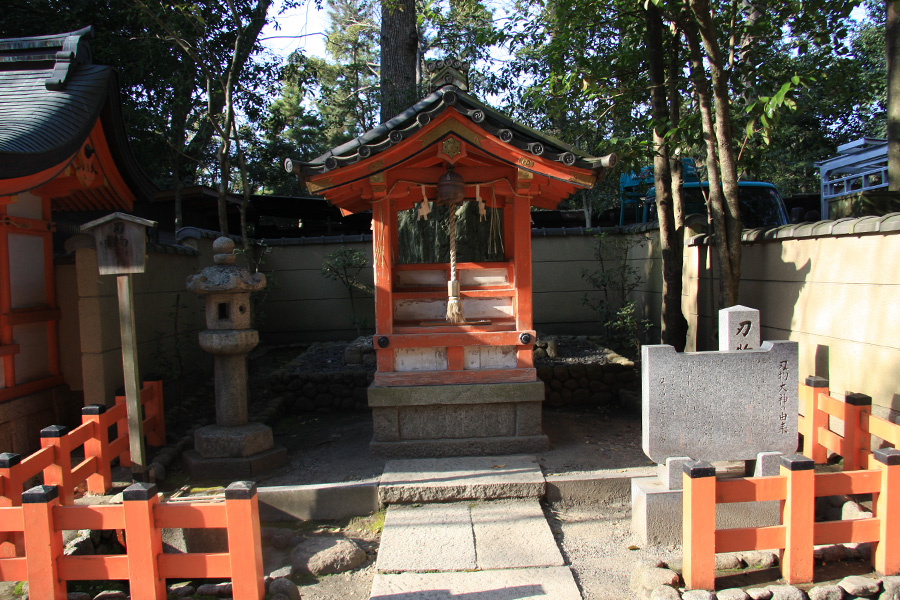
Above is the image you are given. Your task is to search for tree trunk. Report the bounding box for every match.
[646,3,687,350]
[683,17,739,327]
[217,140,230,236]
[667,42,685,236]
[888,0,900,190]
[689,0,742,308]
[380,0,418,123]
[235,125,252,250]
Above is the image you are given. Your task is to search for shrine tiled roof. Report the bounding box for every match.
[0,26,155,206]
[0,27,107,179]
[290,85,611,177]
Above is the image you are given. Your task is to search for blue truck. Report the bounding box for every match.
[619,160,789,229]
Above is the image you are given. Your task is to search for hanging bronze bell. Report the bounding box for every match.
[436,165,465,205]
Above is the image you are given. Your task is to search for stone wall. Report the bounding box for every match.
[537,354,637,410]
[270,369,373,413]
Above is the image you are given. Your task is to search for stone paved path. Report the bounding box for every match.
[369,456,583,600]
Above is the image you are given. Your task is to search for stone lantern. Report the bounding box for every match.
[183,237,285,478]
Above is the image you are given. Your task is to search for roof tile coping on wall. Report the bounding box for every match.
[60,231,199,257]
[146,242,199,256]
[689,212,900,246]
[531,222,660,237]
[176,226,373,247]
[176,226,245,244]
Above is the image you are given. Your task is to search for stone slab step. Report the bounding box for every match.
[376,500,563,574]
[471,500,564,570]
[379,455,545,504]
[370,566,582,600]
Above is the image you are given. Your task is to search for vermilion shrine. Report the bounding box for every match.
[0,27,154,452]
[288,61,615,456]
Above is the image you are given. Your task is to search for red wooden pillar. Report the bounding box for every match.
[21,485,65,599]
[512,195,532,332]
[123,482,166,600]
[512,195,533,369]
[40,425,73,506]
[503,197,515,262]
[372,196,394,373]
[0,452,23,557]
[0,202,15,388]
[800,376,829,463]
[42,196,60,377]
[82,405,112,494]
[843,392,872,470]
[225,481,265,600]
[142,377,165,447]
[781,454,815,584]
[872,448,900,575]
[682,461,716,591]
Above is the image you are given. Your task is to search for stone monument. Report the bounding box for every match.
[182,237,286,478]
[632,305,799,544]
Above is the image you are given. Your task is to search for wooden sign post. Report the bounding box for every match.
[81,212,157,481]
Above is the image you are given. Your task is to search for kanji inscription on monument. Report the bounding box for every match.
[719,305,761,351]
[641,338,798,464]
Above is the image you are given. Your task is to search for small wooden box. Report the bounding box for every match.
[81,212,156,275]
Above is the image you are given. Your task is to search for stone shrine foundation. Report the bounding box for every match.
[368,381,549,457]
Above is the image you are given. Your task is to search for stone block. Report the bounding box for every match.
[193,422,274,458]
[471,500,564,569]
[641,341,799,463]
[515,402,542,436]
[657,457,692,491]
[398,404,515,440]
[377,503,476,573]
[631,475,781,546]
[544,467,655,506]
[719,305,761,351]
[379,456,545,504]
[257,481,379,522]
[78,296,121,354]
[371,435,548,459]
[182,446,286,479]
[372,407,399,442]
[754,451,784,477]
[367,381,544,407]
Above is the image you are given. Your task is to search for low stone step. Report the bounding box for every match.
[376,499,563,574]
[378,455,545,504]
[370,566,582,600]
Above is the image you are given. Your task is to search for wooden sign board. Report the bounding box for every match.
[81,212,156,275]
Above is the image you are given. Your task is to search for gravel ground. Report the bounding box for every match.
[545,500,680,600]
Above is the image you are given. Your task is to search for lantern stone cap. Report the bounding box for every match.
[213,236,236,265]
[187,236,265,294]
[81,212,157,232]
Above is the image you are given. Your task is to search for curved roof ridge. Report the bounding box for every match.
[286,85,614,178]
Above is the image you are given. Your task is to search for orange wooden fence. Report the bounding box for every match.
[0,378,164,508]
[683,450,899,589]
[799,376,900,470]
[683,375,900,590]
[0,481,264,600]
